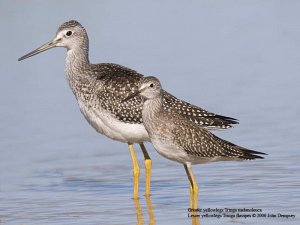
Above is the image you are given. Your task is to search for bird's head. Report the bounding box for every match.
[122,76,162,102]
[18,20,88,61]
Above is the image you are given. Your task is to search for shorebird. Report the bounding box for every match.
[123,76,266,207]
[18,20,238,199]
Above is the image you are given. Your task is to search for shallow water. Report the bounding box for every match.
[1,1,300,225]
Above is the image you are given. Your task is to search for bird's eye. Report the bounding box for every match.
[66,31,73,36]
[150,83,154,87]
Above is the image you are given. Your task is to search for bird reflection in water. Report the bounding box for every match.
[133,196,155,224]
[132,196,200,225]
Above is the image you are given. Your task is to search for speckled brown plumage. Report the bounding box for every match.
[90,63,238,128]
[171,117,264,160]
[133,76,266,163]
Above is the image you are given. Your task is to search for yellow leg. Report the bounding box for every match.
[189,184,194,209]
[145,195,156,225]
[133,198,144,225]
[192,216,201,225]
[184,165,200,224]
[139,143,152,196]
[184,164,199,209]
[128,143,140,199]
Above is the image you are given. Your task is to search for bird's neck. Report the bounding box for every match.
[66,45,90,73]
[142,96,163,133]
[65,44,91,97]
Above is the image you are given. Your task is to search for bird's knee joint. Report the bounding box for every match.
[193,184,199,194]
[144,159,152,169]
[133,167,140,176]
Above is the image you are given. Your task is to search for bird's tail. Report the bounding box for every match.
[213,134,267,160]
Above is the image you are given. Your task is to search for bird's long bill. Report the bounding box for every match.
[18,39,59,61]
[122,90,141,103]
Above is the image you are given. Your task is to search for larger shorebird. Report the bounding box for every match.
[18,20,238,198]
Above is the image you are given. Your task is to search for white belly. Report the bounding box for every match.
[77,99,150,143]
[151,135,189,164]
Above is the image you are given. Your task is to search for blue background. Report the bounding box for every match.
[1,1,299,224]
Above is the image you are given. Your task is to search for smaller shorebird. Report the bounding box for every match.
[123,76,266,208]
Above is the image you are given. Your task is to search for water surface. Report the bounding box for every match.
[1,1,299,224]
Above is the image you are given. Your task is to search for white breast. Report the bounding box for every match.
[77,99,150,143]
